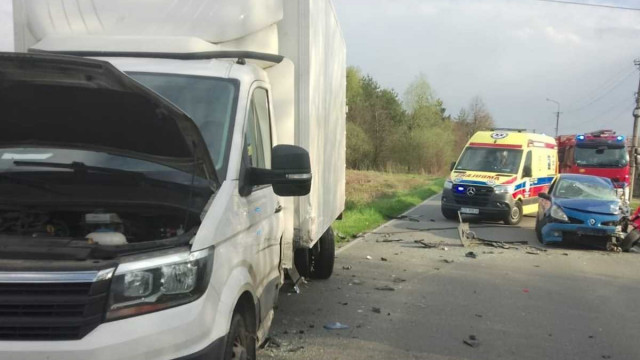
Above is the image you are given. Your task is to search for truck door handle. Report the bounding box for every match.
[275,204,283,213]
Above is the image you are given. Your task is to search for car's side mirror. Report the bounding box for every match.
[450,161,456,171]
[538,192,551,201]
[248,145,312,197]
[522,165,532,178]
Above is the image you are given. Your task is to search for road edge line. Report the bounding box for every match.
[336,191,442,254]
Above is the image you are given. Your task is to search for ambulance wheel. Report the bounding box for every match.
[309,228,335,280]
[441,207,458,221]
[622,229,640,252]
[504,201,523,225]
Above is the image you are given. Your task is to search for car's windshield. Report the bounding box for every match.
[0,148,203,185]
[553,177,617,201]
[574,146,629,168]
[128,73,237,180]
[455,147,523,174]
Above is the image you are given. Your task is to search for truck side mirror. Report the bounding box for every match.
[248,145,312,197]
[450,161,456,171]
[522,165,532,178]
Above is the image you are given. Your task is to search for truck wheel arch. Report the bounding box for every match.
[214,268,259,340]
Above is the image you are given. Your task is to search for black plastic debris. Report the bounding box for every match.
[372,307,381,314]
[463,334,480,348]
[465,251,477,259]
[381,257,388,261]
[374,285,395,291]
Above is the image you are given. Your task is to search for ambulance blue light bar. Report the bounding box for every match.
[617,135,624,142]
[576,135,585,141]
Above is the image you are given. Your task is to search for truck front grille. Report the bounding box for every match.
[0,276,111,340]
[452,185,494,207]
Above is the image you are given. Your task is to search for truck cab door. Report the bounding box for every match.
[240,86,281,322]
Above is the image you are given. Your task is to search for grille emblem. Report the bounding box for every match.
[589,218,596,226]
[466,187,476,197]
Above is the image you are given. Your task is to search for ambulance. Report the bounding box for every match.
[442,129,558,225]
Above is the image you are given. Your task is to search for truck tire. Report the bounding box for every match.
[441,207,458,221]
[294,248,311,278]
[309,227,335,280]
[223,311,256,360]
[504,201,523,226]
[622,228,640,252]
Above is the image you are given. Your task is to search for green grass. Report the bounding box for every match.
[333,176,444,241]
[631,198,639,211]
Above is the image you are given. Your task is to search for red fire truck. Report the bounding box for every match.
[557,130,630,201]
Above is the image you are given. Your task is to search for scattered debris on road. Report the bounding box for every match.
[414,239,441,248]
[336,232,347,239]
[371,307,381,314]
[350,279,363,285]
[374,285,396,291]
[376,239,402,243]
[342,265,352,270]
[323,322,349,330]
[381,257,388,261]
[287,346,304,353]
[365,255,372,260]
[392,277,406,283]
[522,288,530,293]
[465,251,478,259]
[463,335,480,348]
[442,259,455,264]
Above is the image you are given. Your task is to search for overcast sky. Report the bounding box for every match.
[1,0,638,137]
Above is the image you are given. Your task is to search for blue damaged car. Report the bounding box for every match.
[535,174,623,245]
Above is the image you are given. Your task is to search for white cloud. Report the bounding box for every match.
[0,1,12,51]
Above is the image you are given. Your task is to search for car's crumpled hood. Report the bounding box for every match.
[555,198,620,215]
[0,52,217,183]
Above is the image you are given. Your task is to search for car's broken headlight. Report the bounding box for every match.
[106,247,213,321]
[550,205,569,222]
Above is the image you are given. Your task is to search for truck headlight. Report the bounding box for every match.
[550,205,569,222]
[493,185,514,194]
[106,247,213,321]
[444,180,453,189]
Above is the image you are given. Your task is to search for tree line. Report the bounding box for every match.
[346,66,495,174]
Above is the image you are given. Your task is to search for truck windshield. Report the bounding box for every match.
[574,147,628,168]
[455,147,523,174]
[128,73,238,180]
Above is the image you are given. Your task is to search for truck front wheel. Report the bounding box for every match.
[223,311,256,360]
[504,201,523,225]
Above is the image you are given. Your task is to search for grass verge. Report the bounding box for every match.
[333,170,444,241]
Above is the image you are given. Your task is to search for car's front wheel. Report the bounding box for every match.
[535,217,546,244]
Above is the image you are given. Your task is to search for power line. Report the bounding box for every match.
[565,68,637,112]
[534,0,640,11]
[584,96,636,124]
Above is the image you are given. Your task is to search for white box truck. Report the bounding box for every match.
[1,0,345,358]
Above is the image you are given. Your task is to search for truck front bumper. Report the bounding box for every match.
[0,287,227,360]
[441,188,515,219]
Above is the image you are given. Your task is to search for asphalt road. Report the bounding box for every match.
[259,194,640,360]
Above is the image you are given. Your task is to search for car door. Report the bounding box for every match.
[240,86,281,322]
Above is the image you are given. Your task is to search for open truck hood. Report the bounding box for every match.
[0,52,217,183]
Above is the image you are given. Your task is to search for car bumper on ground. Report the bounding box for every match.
[441,188,515,218]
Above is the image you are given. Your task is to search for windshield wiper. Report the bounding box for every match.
[13,160,147,179]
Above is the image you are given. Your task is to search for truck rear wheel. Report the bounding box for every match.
[295,228,335,280]
[310,227,335,279]
[504,201,523,225]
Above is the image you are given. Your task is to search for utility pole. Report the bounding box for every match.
[546,98,561,137]
[629,59,640,200]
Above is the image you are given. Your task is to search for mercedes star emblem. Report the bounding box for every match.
[466,187,476,197]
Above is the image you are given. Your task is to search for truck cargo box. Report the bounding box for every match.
[13,0,346,247]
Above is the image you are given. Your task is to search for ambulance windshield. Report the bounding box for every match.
[455,147,523,174]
